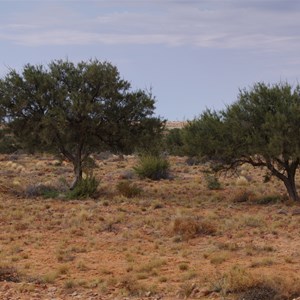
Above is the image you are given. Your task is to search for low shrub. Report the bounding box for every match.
[164,128,185,156]
[116,180,142,198]
[118,274,152,297]
[25,184,59,199]
[134,155,170,180]
[0,128,20,154]
[253,195,282,205]
[238,276,300,300]
[213,265,300,299]
[233,191,282,205]
[232,190,254,203]
[0,266,20,282]
[173,216,216,240]
[205,174,221,190]
[41,188,60,199]
[66,176,99,199]
[239,284,277,300]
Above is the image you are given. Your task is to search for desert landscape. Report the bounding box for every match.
[0,153,300,300]
[2,1,300,299]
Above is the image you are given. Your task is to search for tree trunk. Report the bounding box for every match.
[266,159,300,202]
[70,143,84,190]
[70,159,83,190]
[283,175,299,201]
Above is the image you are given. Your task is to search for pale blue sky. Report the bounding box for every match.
[1,0,300,120]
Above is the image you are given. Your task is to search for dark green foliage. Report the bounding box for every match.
[41,187,60,199]
[254,195,282,205]
[0,59,164,187]
[182,110,227,159]
[116,180,142,198]
[133,117,166,156]
[205,174,221,190]
[183,82,300,201]
[164,128,185,156]
[66,176,99,199]
[134,155,170,180]
[239,284,277,300]
[0,128,20,154]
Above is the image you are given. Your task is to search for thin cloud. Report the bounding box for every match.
[0,0,299,52]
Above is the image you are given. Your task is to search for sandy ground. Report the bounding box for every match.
[0,154,300,299]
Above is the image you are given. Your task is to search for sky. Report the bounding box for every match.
[1,0,300,120]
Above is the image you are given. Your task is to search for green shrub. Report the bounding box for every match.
[41,188,60,199]
[0,128,20,154]
[66,176,99,199]
[25,184,59,199]
[0,135,19,154]
[164,128,185,156]
[254,195,282,205]
[205,174,221,190]
[116,180,142,198]
[134,155,170,180]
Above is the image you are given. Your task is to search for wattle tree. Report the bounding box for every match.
[0,59,164,188]
[183,83,300,201]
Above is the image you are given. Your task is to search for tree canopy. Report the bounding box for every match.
[183,82,300,201]
[0,59,164,187]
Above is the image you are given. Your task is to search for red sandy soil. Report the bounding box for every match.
[0,154,300,299]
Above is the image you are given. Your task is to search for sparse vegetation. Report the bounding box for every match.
[182,83,300,201]
[173,216,217,239]
[0,144,298,299]
[116,180,142,198]
[254,194,282,205]
[134,155,170,180]
[0,59,164,188]
[211,267,300,300]
[66,176,99,199]
[232,190,254,203]
[164,128,185,156]
[24,184,60,199]
[0,57,300,300]
[205,174,222,190]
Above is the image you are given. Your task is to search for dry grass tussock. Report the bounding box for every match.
[212,265,300,300]
[172,216,217,239]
